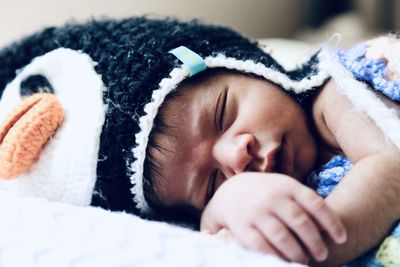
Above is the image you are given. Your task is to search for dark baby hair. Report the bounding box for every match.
[142,68,224,227]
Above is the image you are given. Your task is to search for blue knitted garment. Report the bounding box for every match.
[306,155,351,198]
[306,43,400,267]
[337,43,400,102]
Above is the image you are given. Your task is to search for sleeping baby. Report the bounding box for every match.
[0,17,399,267]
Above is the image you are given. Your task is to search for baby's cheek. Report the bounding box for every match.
[365,36,400,81]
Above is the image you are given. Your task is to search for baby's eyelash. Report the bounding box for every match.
[214,92,223,131]
[219,90,228,131]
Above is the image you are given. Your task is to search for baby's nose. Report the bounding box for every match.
[246,142,281,173]
[214,133,256,177]
[246,155,275,173]
[229,149,253,176]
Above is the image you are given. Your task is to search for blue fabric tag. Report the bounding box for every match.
[169,46,207,76]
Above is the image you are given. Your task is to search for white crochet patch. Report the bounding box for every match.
[365,36,400,81]
[0,48,107,206]
[129,54,329,214]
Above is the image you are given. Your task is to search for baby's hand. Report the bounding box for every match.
[202,228,240,244]
[200,172,347,264]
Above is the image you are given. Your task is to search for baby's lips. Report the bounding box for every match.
[0,93,65,179]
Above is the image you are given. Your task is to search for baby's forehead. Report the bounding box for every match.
[158,69,271,128]
[158,70,222,113]
[152,71,236,146]
[164,69,250,105]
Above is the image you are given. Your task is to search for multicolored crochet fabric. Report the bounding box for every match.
[307,40,400,266]
[337,42,400,102]
[307,155,400,266]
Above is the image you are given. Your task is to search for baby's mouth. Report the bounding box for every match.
[275,139,294,176]
[263,144,281,173]
[271,145,282,173]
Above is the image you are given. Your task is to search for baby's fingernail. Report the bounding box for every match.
[336,230,347,244]
[317,247,328,261]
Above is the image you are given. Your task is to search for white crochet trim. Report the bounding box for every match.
[129,55,329,214]
[318,48,400,148]
[130,67,190,213]
[205,54,329,94]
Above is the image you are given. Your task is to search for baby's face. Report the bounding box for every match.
[151,71,317,210]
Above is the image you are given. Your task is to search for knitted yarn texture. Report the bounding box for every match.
[0,17,323,215]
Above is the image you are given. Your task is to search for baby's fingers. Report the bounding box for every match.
[295,189,347,244]
[211,228,240,244]
[254,215,309,264]
[275,201,327,262]
[231,225,282,258]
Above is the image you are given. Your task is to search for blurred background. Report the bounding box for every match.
[0,0,399,47]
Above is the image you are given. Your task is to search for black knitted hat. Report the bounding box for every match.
[0,17,325,216]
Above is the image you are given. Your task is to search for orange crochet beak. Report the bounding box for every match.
[0,93,65,179]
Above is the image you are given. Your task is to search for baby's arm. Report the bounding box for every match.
[311,79,400,266]
[200,172,346,264]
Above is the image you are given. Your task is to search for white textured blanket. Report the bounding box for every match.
[0,192,306,267]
